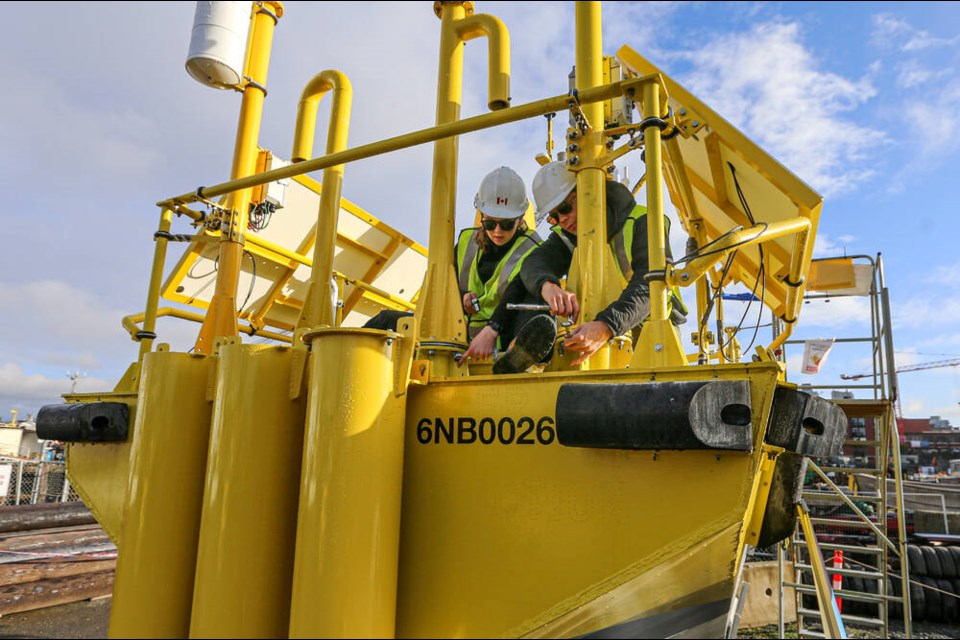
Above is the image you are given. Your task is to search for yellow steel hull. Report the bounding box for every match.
[394,363,781,637]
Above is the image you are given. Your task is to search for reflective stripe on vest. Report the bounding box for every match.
[611,206,688,315]
[456,228,540,327]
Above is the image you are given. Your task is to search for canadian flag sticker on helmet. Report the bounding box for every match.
[474,166,529,219]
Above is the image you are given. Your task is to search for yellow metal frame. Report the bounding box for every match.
[55,3,842,638]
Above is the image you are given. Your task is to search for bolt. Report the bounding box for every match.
[567,156,579,166]
[567,143,579,153]
[655,344,663,352]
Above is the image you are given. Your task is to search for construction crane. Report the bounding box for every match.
[840,357,960,380]
[840,357,960,422]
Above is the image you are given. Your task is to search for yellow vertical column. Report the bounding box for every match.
[189,344,307,638]
[288,325,412,638]
[573,1,614,371]
[632,79,686,368]
[415,2,470,377]
[194,2,283,355]
[108,351,214,638]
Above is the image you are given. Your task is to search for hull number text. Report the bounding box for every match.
[416,416,556,446]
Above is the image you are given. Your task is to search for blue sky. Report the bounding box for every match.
[1,2,958,426]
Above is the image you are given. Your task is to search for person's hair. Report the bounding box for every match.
[475,218,528,251]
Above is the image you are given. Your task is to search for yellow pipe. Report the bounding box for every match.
[415,2,475,374]
[107,352,214,638]
[190,344,307,638]
[668,218,810,284]
[631,80,686,368]
[138,207,175,361]
[666,216,812,354]
[290,328,410,638]
[289,69,353,329]
[573,2,611,371]
[642,81,668,324]
[797,502,847,639]
[453,13,511,110]
[194,2,282,355]
[160,80,639,209]
[123,307,292,344]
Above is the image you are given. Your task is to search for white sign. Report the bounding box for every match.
[0,464,12,496]
[801,338,835,374]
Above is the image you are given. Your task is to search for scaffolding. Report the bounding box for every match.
[779,253,911,638]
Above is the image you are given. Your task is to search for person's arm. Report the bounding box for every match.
[518,232,572,298]
[595,216,662,336]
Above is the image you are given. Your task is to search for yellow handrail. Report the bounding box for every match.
[123,307,292,345]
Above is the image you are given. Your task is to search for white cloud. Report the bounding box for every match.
[926,262,960,285]
[0,362,114,417]
[673,21,886,198]
[813,233,857,259]
[872,13,960,54]
[891,293,960,330]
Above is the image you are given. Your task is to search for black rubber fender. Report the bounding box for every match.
[555,380,753,451]
[36,402,129,442]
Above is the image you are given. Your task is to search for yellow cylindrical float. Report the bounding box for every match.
[108,351,214,638]
[189,344,307,638]
[289,328,407,638]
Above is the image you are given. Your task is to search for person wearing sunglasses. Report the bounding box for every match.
[455,166,542,366]
[491,160,687,374]
[363,167,540,361]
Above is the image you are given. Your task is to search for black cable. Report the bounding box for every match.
[674,223,769,266]
[239,250,257,312]
[706,251,737,361]
[727,162,766,355]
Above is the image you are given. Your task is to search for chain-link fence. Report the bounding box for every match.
[0,456,81,506]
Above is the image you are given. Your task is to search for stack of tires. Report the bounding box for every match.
[884,544,960,623]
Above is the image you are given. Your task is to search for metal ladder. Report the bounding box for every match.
[779,254,911,639]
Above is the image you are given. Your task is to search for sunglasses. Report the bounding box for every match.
[481,218,517,231]
[548,198,574,222]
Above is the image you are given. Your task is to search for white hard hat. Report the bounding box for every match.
[474,166,529,219]
[532,160,576,223]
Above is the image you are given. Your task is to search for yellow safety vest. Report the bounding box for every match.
[456,228,540,338]
[551,204,687,316]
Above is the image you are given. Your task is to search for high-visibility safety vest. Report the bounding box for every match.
[456,227,540,338]
[551,204,687,317]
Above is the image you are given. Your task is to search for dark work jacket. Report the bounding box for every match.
[516,180,674,337]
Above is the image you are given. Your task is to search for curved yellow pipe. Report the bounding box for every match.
[289,70,353,329]
[666,216,812,353]
[454,13,511,110]
[123,307,292,344]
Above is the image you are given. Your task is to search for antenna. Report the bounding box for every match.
[67,370,87,394]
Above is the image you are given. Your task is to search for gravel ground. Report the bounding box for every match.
[0,598,110,640]
[2,597,957,639]
[739,619,960,639]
